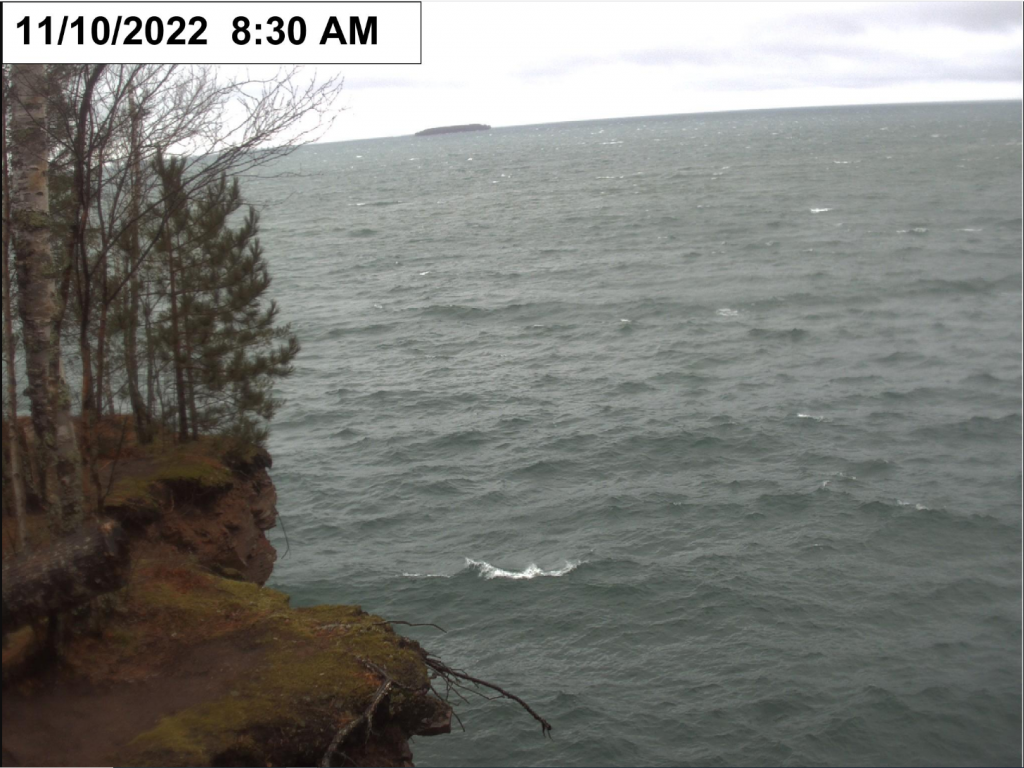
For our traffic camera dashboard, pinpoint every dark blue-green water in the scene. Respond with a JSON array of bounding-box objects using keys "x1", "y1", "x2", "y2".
[{"x1": 249, "y1": 102, "x2": 1022, "y2": 767}]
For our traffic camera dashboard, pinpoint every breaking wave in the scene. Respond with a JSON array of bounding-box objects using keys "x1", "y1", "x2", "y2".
[
  {"x1": 401, "y1": 559, "x2": 585, "y2": 580},
  {"x1": 465, "y1": 558, "x2": 582, "y2": 580}
]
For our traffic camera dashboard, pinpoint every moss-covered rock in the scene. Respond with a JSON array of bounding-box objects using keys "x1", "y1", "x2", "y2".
[{"x1": 28, "y1": 557, "x2": 451, "y2": 767}]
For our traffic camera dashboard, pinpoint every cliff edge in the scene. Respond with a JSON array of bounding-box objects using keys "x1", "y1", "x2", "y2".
[{"x1": 1, "y1": 438, "x2": 451, "y2": 767}]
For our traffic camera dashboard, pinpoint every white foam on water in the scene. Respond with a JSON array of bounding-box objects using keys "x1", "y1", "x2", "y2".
[
  {"x1": 798, "y1": 413, "x2": 828, "y2": 422},
  {"x1": 809, "y1": 208, "x2": 832, "y2": 213},
  {"x1": 717, "y1": 308, "x2": 739, "y2": 317},
  {"x1": 402, "y1": 572, "x2": 453, "y2": 579},
  {"x1": 465, "y1": 558, "x2": 582, "y2": 580},
  {"x1": 896, "y1": 500, "x2": 930, "y2": 510}
]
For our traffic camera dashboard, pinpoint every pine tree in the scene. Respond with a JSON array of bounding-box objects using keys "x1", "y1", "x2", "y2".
[{"x1": 150, "y1": 156, "x2": 299, "y2": 445}]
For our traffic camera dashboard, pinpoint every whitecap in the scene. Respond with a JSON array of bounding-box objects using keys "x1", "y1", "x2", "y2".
[
  {"x1": 419, "y1": 271, "x2": 431, "y2": 276},
  {"x1": 809, "y1": 207, "x2": 832, "y2": 213},
  {"x1": 798, "y1": 413, "x2": 827, "y2": 422},
  {"x1": 959, "y1": 228, "x2": 983, "y2": 232},
  {"x1": 620, "y1": 318, "x2": 631, "y2": 323},
  {"x1": 716, "y1": 308, "x2": 739, "y2": 317},
  {"x1": 402, "y1": 572, "x2": 453, "y2": 579},
  {"x1": 465, "y1": 558, "x2": 581, "y2": 580},
  {"x1": 896, "y1": 500, "x2": 929, "y2": 510}
]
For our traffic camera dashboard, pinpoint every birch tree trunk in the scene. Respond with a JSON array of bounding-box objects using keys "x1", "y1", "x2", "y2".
[
  {"x1": 9, "y1": 63, "x2": 85, "y2": 533},
  {"x1": 2, "y1": 70, "x2": 30, "y2": 549}
]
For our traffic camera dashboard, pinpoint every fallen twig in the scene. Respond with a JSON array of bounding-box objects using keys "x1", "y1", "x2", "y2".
[{"x1": 319, "y1": 677, "x2": 393, "y2": 768}]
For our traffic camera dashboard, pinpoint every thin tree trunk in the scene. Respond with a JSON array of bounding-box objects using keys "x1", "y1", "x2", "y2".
[
  {"x1": 70, "y1": 65, "x2": 106, "y2": 513},
  {"x1": 183, "y1": 297, "x2": 199, "y2": 440},
  {"x1": 52, "y1": 356, "x2": 85, "y2": 530},
  {"x1": 2, "y1": 73, "x2": 30, "y2": 549},
  {"x1": 165, "y1": 231, "x2": 188, "y2": 442},
  {"x1": 10, "y1": 64, "x2": 66, "y2": 527},
  {"x1": 124, "y1": 96, "x2": 151, "y2": 443},
  {"x1": 144, "y1": 299, "x2": 156, "y2": 420},
  {"x1": 95, "y1": 261, "x2": 109, "y2": 417},
  {"x1": 95, "y1": 240, "x2": 110, "y2": 418}
]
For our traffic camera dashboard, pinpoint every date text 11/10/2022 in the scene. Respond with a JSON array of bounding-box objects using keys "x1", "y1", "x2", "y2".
[{"x1": 14, "y1": 14, "x2": 377, "y2": 47}]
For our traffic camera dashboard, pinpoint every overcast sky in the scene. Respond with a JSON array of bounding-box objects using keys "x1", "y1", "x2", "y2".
[{"x1": 304, "y1": 1, "x2": 1022, "y2": 142}]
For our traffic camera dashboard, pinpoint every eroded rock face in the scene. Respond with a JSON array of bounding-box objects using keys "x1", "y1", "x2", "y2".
[
  {"x1": 156, "y1": 463, "x2": 279, "y2": 586},
  {"x1": 104, "y1": 446, "x2": 281, "y2": 586}
]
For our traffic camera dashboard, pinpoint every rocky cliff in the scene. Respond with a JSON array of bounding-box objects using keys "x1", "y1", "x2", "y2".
[{"x1": 1, "y1": 439, "x2": 452, "y2": 767}]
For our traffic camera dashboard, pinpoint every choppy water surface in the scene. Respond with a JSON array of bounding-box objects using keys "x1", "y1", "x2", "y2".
[{"x1": 248, "y1": 102, "x2": 1022, "y2": 767}]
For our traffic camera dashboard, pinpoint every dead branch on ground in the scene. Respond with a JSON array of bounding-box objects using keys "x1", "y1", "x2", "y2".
[{"x1": 319, "y1": 673, "x2": 394, "y2": 768}]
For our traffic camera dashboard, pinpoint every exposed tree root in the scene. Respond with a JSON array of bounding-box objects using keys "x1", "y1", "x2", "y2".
[{"x1": 423, "y1": 654, "x2": 553, "y2": 737}]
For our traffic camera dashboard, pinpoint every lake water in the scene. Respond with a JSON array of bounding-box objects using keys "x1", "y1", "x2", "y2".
[{"x1": 247, "y1": 101, "x2": 1022, "y2": 766}]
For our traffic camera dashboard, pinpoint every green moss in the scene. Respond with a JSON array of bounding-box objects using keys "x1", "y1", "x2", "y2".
[
  {"x1": 104, "y1": 476, "x2": 159, "y2": 508},
  {"x1": 152, "y1": 447, "x2": 234, "y2": 490},
  {"x1": 105, "y1": 439, "x2": 236, "y2": 515},
  {"x1": 131, "y1": 569, "x2": 291, "y2": 626},
  {"x1": 119, "y1": 574, "x2": 430, "y2": 766}
]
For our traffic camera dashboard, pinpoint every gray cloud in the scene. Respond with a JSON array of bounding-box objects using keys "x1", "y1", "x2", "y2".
[
  {"x1": 518, "y1": 3, "x2": 1022, "y2": 91},
  {"x1": 887, "y1": 2, "x2": 1023, "y2": 33}
]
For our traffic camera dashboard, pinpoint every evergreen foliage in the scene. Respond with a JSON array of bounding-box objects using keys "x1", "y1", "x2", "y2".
[{"x1": 150, "y1": 155, "x2": 299, "y2": 445}]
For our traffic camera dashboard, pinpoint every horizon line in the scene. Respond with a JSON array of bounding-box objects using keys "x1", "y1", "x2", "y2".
[{"x1": 314, "y1": 96, "x2": 1023, "y2": 146}]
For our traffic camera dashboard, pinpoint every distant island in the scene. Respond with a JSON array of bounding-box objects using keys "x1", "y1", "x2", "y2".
[{"x1": 415, "y1": 123, "x2": 491, "y2": 137}]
